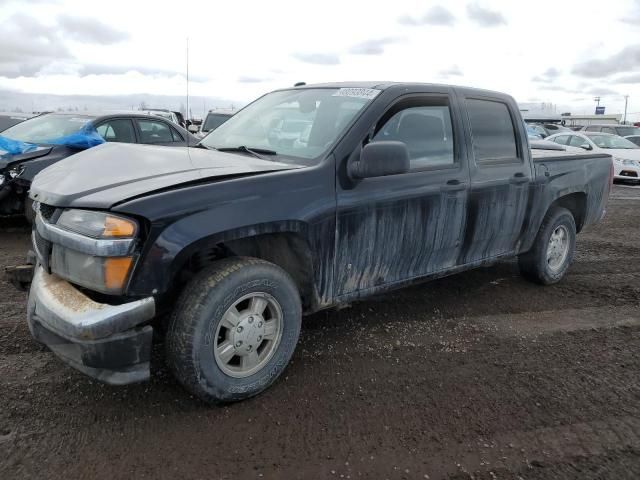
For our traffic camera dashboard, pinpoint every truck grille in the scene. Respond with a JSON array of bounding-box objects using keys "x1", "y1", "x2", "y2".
[
  {"x1": 38, "y1": 203, "x2": 57, "y2": 222},
  {"x1": 32, "y1": 229, "x2": 51, "y2": 271}
]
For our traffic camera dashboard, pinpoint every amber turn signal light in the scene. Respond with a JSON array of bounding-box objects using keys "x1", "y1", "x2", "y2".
[
  {"x1": 104, "y1": 257, "x2": 133, "y2": 290},
  {"x1": 103, "y1": 216, "x2": 136, "y2": 237}
]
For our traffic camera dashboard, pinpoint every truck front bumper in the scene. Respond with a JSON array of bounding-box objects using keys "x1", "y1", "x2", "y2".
[{"x1": 27, "y1": 266, "x2": 156, "y2": 385}]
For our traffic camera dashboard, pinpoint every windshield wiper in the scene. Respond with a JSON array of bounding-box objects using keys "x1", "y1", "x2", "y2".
[{"x1": 216, "y1": 146, "x2": 277, "y2": 160}]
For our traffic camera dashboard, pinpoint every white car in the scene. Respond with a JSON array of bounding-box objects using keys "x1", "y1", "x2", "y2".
[
  {"x1": 546, "y1": 131, "x2": 640, "y2": 183},
  {"x1": 625, "y1": 135, "x2": 640, "y2": 147}
]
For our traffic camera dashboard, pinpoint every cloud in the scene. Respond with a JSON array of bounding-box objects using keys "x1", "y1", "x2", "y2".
[
  {"x1": 0, "y1": 14, "x2": 72, "y2": 78},
  {"x1": 572, "y1": 44, "x2": 640, "y2": 78},
  {"x1": 467, "y1": 3, "x2": 507, "y2": 27},
  {"x1": 349, "y1": 37, "x2": 403, "y2": 55},
  {"x1": 398, "y1": 6, "x2": 456, "y2": 26},
  {"x1": 613, "y1": 72, "x2": 640, "y2": 83},
  {"x1": 57, "y1": 15, "x2": 129, "y2": 44},
  {"x1": 237, "y1": 75, "x2": 271, "y2": 83},
  {"x1": 586, "y1": 87, "x2": 619, "y2": 96},
  {"x1": 620, "y1": 0, "x2": 640, "y2": 25},
  {"x1": 440, "y1": 65, "x2": 463, "y2": 77},
  {"x1": 532, "y1": 67, "x2": 561, "y2": 83},
  {"x1": 292, "y1": 52, "x2": 340, "y2": 65}
]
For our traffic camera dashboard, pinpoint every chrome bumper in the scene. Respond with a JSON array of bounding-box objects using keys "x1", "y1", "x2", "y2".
[{"x1": 27, "y1": 266, "x2": 156, "y2": 385}]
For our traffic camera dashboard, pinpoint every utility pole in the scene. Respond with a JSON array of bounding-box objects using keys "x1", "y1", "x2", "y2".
[{"x1": 624, "y1": 95, "x2": 629, "y2": 124}]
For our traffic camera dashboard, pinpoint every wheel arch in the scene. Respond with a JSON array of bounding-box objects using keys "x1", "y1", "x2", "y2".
[
  {"x1": 548, "y1": 191, "x2": 587, "y2": 232},
  {"x1": 167, "y1": 223, "x2": 320, "y2": 311}
]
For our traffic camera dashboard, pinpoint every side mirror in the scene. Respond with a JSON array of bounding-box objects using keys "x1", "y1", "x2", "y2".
[
  {"x1": 349, "y1": 141, "x2": 410, "y2": 179},
  {"x1": 188, "y1": 125, "x2": 199, "y2": 133},
  {"x1": 580, "y1": 142, "x2": 592, "y2": 151}
]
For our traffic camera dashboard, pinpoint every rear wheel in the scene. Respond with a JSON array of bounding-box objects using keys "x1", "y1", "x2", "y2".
[
  {"x1": 518, "y1": 207, "x2": 576, "y2": 285},
  {"x1": 166, "y1": 257, "x2": 302, "y2": 404}
]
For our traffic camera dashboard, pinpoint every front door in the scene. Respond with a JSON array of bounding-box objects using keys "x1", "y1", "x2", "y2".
[{"x1": 335, "y1": 91, "x2": 471, "y2": 297}]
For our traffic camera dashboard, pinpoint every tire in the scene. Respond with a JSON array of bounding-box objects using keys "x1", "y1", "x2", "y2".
[
  {"x1": 518, "y1": 207, "x2": 576, "y2": 285},
  {"x1": 24, "y1": 198, "x2": 35, "y2": 225},
  {"x1": 166, "y1": 257, "x2": 302, "y2": 404}
]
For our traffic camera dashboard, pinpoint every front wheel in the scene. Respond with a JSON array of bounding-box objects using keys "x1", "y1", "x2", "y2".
[
  {"x1": 518, "y1": 207, "x2": 576, "y2": 285},
  {"x1": 166, "y1": 257, "x2": 302, "y2": 404}
]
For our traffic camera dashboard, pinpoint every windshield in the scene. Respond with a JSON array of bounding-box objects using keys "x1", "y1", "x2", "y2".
[
  {"x1": 588, "y1": 134, "x2": 639, "y2": 149},
  {"x1": 1, "y1": 114, "x2": 94, "y2": 143},
  {"x1": 201, "y1": 88, "x2": 378, "y2": 163},
  {"x1": 203, "y1": 113, "x2": 231, "y2": 132},
  {"x1": 617, "y1": 126, "x2": 640, "y2": 136},
  {"x1": 0, "y1": 115, "x2": 27, "y2": 133}
]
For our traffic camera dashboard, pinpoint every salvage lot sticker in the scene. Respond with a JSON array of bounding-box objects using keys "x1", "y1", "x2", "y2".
[{"x1": 332, "y1": 88, "x2": 381, "y2": 100}]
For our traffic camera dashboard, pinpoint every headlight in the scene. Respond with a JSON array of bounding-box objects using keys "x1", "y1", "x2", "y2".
[
  {"x1": 50, "y1": 209, "x2": 139, "y2": 294},
  {"x1": 50, "y1": 246, "x2": 134, "y2": 295},
  {"x1": 613, "y1": 157, "x2": 624, "y2": 164},
  {"x1": 8, "y1": 165, "x2": 24, "y2": 178},
  {"x1": 57, "y1": 209, "x2": 138, "y2": 238}
]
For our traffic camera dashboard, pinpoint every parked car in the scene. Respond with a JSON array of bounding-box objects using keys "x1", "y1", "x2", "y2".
[
  {"x1": 140, "y1": 109, "x2": 186, "y2": 128},
  {"x1": 525, "y1": 122, "x2": 572, "y2": 138},
  {"x1": 195, "y1": 109, "x2": 234, "y2": 137},
  {"x1": 0, "y1": 112, "x2": 196, "y2": 220},
  {"x1": 24, "y1": 82, "x2": 612, "y2": 403},
  {"x1": 547, "y1": 131, "x2": 640, "y2": 183},
  {"x1": 0, "y1": 112, "x2": 36, "y2": 132},
  {"x1": 625, "y1": 135, "x2": 640, "y2": 147},
  {"x1": 581, "y1": 124, "x2": 640, "y2": 137}
]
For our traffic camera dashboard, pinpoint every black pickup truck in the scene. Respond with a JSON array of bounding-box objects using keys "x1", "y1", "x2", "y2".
[{"x1": 24, "y1": 82, "x2": 612, "y2": 403}]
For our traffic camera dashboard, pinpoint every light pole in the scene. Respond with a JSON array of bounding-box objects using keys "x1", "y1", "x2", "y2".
[{"x1": 624, "y1": 95, "x2": 629, "y2": 124}]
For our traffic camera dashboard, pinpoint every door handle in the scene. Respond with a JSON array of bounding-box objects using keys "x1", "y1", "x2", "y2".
[
  {"x1": 509, "y1": 173, "x2": 529, "y2": 184},
  {"x1": 440, "y1": 179, "x2": 467, "y2": 192}
]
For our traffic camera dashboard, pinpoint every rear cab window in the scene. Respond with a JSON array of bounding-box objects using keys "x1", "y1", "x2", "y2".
[{"x1": 465, "y1": 98, "x2": 520, "y2": 165}]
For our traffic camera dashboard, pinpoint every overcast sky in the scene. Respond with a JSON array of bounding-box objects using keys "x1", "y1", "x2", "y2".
[{"x1": 1, "y1": 0, "x2": 640, "y2": 119}]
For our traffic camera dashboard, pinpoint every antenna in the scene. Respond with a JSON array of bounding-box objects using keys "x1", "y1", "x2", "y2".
[{"x1": 186, "y1": 37, "x2": 190, "y2": 126}]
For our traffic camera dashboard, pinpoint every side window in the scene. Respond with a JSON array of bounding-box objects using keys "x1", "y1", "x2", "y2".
[
  {"x1": 171, "y1": 128, "x2": 184, "y2": 142},
  {"x1": 569, "y1": 136, "x2": 588, "y2": 148},
  {"x1": 602, "y1": 127, "x2": 616, "y2": 134},
  {"x1": 371, "y1": 97, "x2": 455, "y2": 170},
  {"x1": 466, "y1": 98, "x2": 519, "y2": 164},
  {"x1": 554, "y1": 135, "x2": 570, "y2": 145},
  {"x1": 137, "y1": 120, "x2": 174, "y2": 144},
  {"x1": 585, "y1": 126, "x2": 599, "y2": 132},
  {"x1": 95, "y1": 119, "x2": 136, "y2": 143}
]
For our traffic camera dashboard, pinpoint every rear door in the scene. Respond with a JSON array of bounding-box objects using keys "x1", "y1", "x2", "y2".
[
  {"x1": 134, "y1": 118, "x2": 187, "y2": 146},
  {"x1": 334, "y1": 89, "x2": 471, "y2": 296},
  {"x1": 94, "y1": 118, "x2": 137, "y2": 143},
  {"x1": 458, "y1": 94, "x2": 532, "y2": 263}
]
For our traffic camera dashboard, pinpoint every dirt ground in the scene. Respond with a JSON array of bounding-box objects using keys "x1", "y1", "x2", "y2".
[{"x1": 2, "y1": 185, "x2": 640, "y2": 480}]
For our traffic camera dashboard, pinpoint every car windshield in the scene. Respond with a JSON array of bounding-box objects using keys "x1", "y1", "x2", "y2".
[
  {"x1": 0, "y1": 115, "x2": 28, "y2": 133},
  {"x1": 587, "y1": 134, "x2": 639, "y2": 149},
  {"x1": 616, "y1": 126, "x2": 640, "y2": 136},
  {"x1": 201, "y1": 88, "x2": 378, "y2": 163},
  {"x1": 1, "y1": 114, "x2": 94, "y2": 143},
  {"x1": 203, "y1": 113, "x2": 231, "y2": 132}
]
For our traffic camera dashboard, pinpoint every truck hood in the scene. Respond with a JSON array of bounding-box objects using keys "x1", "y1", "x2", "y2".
[{"x1": 30, "y1": 143, "x2": 303, "y2": 208}]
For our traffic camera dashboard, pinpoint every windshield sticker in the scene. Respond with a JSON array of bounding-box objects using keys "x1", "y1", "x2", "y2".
[{"x1": 332, "y1": 88, "x2": 381, "y2": 100}]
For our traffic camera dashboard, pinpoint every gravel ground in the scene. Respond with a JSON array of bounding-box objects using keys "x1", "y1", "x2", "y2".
[{"x1": 2, "y1": 185, "x2": 640, "y2": 479}]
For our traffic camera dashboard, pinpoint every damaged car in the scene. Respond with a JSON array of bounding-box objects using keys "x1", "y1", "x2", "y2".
[
  {"x1": 23, "y1": 82, "x2": 613, "y2": 403},
  {"x1": 0, "y1": 112, "x2": 196, "y2": 221}
]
